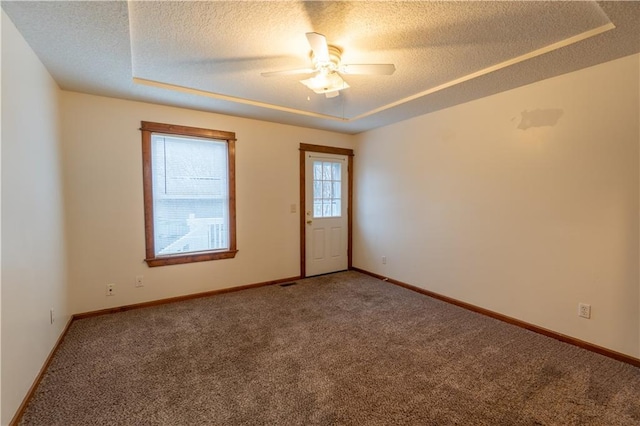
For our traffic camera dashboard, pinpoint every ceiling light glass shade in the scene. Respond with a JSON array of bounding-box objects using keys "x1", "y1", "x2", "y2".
[{"x1": 300, "y1": 72, "x2": 350, "y2": 94}]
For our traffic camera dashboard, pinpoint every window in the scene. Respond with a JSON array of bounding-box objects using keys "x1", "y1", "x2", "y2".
[
  {"x1": 313, "y1": 160, "x2": 342, "y2": 218},
  {"x1": 141, "y1": 122, "x2": 237, "y2": 266}
]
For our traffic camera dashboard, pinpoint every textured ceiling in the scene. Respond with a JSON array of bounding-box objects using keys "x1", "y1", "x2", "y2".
[{"x1": 2, "y1": 1, "x2": 639, "y2": 134}]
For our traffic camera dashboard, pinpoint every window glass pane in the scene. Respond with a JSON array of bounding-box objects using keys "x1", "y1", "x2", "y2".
[
  {"x1": 332, "y1": 182, "x2": 341, "y2": 199},
  {"x1": 322, "y1": 202, "x2": 332, "y2": 217},
  {"x1": 332, "y1": 163, "x2": 341, "y2": 180},
  {"x1": 323, "y1": 162, "x2": 332, "y2": 180},
  {"x1": 151, "y1": 134, "x2": 229, "y2": 256},
  {"x1": 314, "y1": 162, "x2": 323, "y2": 180},
  {"x1": 312, "y1": 159, "x2": 343, "y2": 218},
  {"x1": 322, "y1": 181, "x2": 331, "y2": 199},
  {"x1": 332, "y1": 200, "x2": 341, "y2": 216},
  {"x1": 313, "y1": 181, "x2": 322, "y2": 200}
]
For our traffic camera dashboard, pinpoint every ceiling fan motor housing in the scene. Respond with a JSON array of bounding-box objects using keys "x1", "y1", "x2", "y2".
[{"x1": 311, "y1": 45, "x2": 343, "y2": 72}]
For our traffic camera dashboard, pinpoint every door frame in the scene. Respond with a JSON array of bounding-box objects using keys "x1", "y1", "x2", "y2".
[{"x1": 299, "y1": 143, "x2": 354, "y2": 278}]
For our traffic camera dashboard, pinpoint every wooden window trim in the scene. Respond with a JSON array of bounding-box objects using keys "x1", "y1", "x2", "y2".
[{"x1": 141, "y1": 121, "x2": 237, "y2": 267}]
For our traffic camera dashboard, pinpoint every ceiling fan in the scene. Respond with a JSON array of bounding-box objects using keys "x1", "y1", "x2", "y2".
[{"x1": 261, "y1": 32, "x2": 396, "y2": 98}]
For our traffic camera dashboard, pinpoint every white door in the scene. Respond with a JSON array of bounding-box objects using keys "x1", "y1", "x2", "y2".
[{"x1": 305, "y1": 152, "x2": 349, "y2": 276}]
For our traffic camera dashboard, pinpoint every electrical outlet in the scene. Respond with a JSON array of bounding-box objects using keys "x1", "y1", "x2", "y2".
[
  {"x1": 382, "y1": 256, "x2": 387, "y2": 265},
  {"x1": 135, "y1": 275, "x2": 144, "y2": 287},
  {"x1": 50, "y1": 308, "x2": 55, "y2": 324},
  {"x1": 578, "y1": 303, "x2": 591, "y2": 319},
  {"x1": 106, "y1": 283, "x2": 115, "y2": 296}
]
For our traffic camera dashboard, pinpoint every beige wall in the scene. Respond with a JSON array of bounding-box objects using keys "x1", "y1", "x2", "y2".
[
  {"x1": 1, "y1": 11, "x2": 70, "y2": 425},
  {"x1": 61, "y1": 92, "x2": 353, "y2": 314},
  {"x1": 354, "y1": 53, "x2": 640, "y2": 357}
]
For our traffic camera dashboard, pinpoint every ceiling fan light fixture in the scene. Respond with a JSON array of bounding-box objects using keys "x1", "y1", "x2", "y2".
[{"x1": 300, "y1": 72, "x2": 349, "y2": 95}]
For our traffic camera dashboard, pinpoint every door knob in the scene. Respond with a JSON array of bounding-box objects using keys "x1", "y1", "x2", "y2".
[{"x1": 306, "y1": 220, "x2": 312, "y2": 225}]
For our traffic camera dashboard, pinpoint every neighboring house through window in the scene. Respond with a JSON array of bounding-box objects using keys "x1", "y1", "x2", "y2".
[{"x1": 140, "y1": 121, "x2": 237, "y2": 266}]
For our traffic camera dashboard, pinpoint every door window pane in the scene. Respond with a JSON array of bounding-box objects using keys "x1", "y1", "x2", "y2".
[
  {"x1": 332, "y1": 200, "x2": 341, "y2": 216},
  {"x1": 312, "y1": 160, "x2": 342, "y2": 218},
  {"x1": 323, "y1": 163, "x2": 332, "y2": 180},
  {"x1": 332, "y1": 163, "x2": 341, "y2": 180},
  {"x1": 332, "y1": 182, "x2": 341, "y2": 198}
]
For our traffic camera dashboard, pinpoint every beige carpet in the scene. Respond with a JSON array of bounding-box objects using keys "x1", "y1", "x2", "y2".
[{"x1": 19, "y1": 271, "x2": 640, "y2": 425}]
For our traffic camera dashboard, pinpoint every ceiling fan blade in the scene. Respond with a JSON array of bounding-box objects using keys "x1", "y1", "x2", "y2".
[
  {"x1": 340, "y1": 64, "x2": 396, "y2": 75},
  {"x1": 306, "y1": 32, "x2": 330, "y2": 63},
  {"x1": 261, "y1": 68, "x2": 316, "y2": 77}
]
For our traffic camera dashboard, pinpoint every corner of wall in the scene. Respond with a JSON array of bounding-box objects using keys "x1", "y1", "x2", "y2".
[{"x1": 1, "y1": 10, "x2": 70, "y2": 425}]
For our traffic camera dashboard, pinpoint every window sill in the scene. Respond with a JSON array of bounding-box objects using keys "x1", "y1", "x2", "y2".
[{"x1": 145, "y1": 250, "x2": 238, "y2": 267}]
